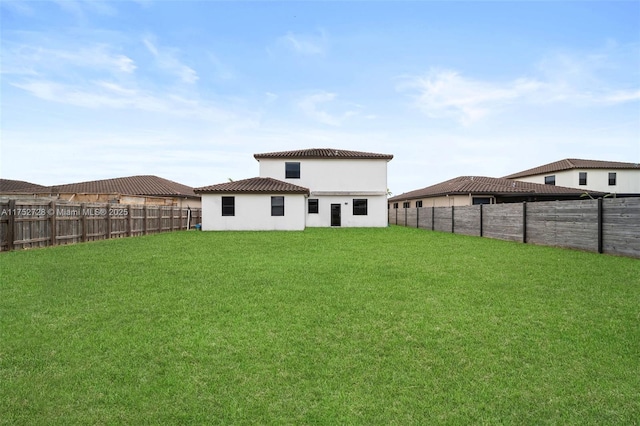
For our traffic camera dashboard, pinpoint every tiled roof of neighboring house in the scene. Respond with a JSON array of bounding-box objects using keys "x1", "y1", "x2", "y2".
[
  {"x1": 0, "y1": 179, "x2": 51, "y2": 193},
  {"x1": 50, "y1": 175, "x2": 199, "y2": 199},
  {"x1": 389, "y1": 176, "x2": 599, "y2": 202},
  {"x1": 254, "y1": 148, "x2": 393, "y2": 160},
  {"x1": 195, "y1": 177, "x2": 310, "y2": 195},
  {"x1": 504, "y1": 159, "x2": 640, "y2": 179}
]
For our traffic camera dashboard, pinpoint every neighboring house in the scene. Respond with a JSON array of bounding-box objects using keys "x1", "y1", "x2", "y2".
[
  {"x1": 388, "y1": 176, "x2": 602, "y2": 208},
  {"x1": 1, "y1": 176, "x2": 201, "y2": 207},
  {"x1": 195, "y1": 148, "x2": 393, "y2": 230},
  {"x1": 0, "y1": 179, "x2": 52, "y2": 197},
  {"x1": 503, "y1": 159, "x2": 640, "y2": 196}
]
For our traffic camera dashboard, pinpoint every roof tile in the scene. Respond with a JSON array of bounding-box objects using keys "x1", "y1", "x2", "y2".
[
  {"x1": 503, "y1": 159, "x2": 640, "y2": 179},
  {"x1": 254, "y1": 148, "x2": 393, "y2": 160},
  {"x1": 195, "y1": 177, "x2": 310, "y2": 194}
]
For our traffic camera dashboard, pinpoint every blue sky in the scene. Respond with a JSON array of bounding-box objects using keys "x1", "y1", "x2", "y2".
[{"x1": 1, "y1": 1, "x2": 639, "y2": 195}]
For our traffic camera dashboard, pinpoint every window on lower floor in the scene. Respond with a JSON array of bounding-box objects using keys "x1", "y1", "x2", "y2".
[
  {"x1": 353, "y1": 199, "x2": 368, "y2": 215},
  {"x1": 579, "y1": 172, "x2": 587, "y2": 186},
  {"x1": 271, "y1": 196, "x2": 284, "y2": 216},
  {"x1": 393, "y1": 202, "x2": 398, "y2": 209},
  {"x1": 308, "y1": 198, "x2": 319, "y2": 214},
  {"x1": 221, "y1": 196, "x2": 235, "y2": 216},
  {"x1": 402, "y1": 202, "x2": 410, "y2": 208},
  {"x1": 416, "y1": 200, "x2": 423, "y2": 208},
  {"x1": 285, "y1": 162, "x2": 300, "y2": 179},
  {"x1": 545, "y1": 175, "x2": 556, "y2": 185},
  {"x1": 472, "y1": 197, "x2": 492, "y2": 205},
  {"x1": 609, "y1": 172, "x2": 617, "y2": 186}
]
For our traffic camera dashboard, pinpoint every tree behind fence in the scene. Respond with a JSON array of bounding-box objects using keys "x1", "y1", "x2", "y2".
[
  {"x1": 388, "y1": 197, "x2": 640, "y2": 258},
  {"x1": 0, "y1": 200, "x2": 202, "y2": 251}
]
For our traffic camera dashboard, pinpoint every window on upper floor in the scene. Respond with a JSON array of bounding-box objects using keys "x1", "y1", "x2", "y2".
[
  {"x1": 393, "y1": 202, "x2": 398, "y2": 209},
  {"x1": 285, "y1": 162, "x2": 300, "y2": 179},
  {"x1": 609, "y1": 172, "x2": 617, "y2": 186},
  {"x1": 416, "y1": 200, "x2": 423, "y2": 208},
  {"x1": 221, "y1": 196, "x2": 235, "y2": 216},
  {"x1": 545, "y1": 175, "x2": 556, "y2": 185},
  {"x1": 579, "y1": 172, "x2": 587, "y2": 186},
  {"x1": 308, "y1": 198, "x2": 319, "y2": 214},
  {"x1": 271, "y1": 196, "x2": 284, "y2": 216},
  {"x1": 402, "y1": 202, "x2": 410, "y2": 208},
  {"x1": 353, "y1": 199, "x2": 368, "y2": 215}
]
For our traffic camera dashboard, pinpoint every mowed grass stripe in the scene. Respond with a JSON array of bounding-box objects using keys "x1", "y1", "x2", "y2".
[{"x1": 1, "y1": 227, "x2": 638, "y2": 424}]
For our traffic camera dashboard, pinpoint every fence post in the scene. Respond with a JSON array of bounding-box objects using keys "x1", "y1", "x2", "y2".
[
  {"x1": 431, "y1": 206, "x2": 435, "y2": 231},
  {"x1": 522, "y1": 201, "x2": 527, "y2": 244},
  {"x1": 81, "y1": 203, "x2": 88, "y2": 242},
  {"x1": 416, "y1": 207, "x2": 419, "y2": 228},
  {"x1": 170, "y1": 206, "x2": 175, "y2": 231},
  {"x1": 49, "y1": 201, "x2": 57, "y2": 246},
  {"x1": 143, "y1": 205, "x2": 148, "y2": 235},
  {"x1": 479, "y1": 204, "x2": 483, "y2": 237},
  {"x1": 106, "y1": 204, "x2": 112, "y2": 239},
  {"x1": 6, "y1": 199, "x2": 16, "y2": 251},
  {"x1": 598, "y1": 198, "x2": 603, "y2": 254},
  {"x1": 127, "y1": 204, "x2": 133, "y2": 237},
  {"x1": 451, "y1": 206, "x2": 455, "y2": 233}
]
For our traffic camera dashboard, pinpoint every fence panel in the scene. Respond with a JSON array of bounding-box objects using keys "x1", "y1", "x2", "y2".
[
  {"x1": 527, "y1": 200, "x2": 598, "y2": 252},
  {"x1": 454, "y1": 205, "x2": 481, "y2": 237},
  {"x1": 0, "y1": 200, "x2": 202, "y2": 252},
  {"x1": 434, "y1": 207, "x2": 452, "y2": 233},
  {"x1": 603, "y1": 197, "x2": 640, "y2": 258},
  {"x1": 417, "y1": 207, "x2": 433, "y2": 230},
  {"x1": 483, "y1": 203, "x2": 523, "y2": 242}
]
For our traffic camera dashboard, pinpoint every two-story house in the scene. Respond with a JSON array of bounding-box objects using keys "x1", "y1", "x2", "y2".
[
  {"x1": 503, "y1": 159, "x2": 640, "y2": 196},
  {"x1": 195, "y1": 148, "x2": 393, "y2": 230}
]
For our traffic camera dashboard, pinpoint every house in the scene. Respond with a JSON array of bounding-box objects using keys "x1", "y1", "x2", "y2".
[
  {"x1": 503, "y1": 159, "x2": 640, "y2": 196},
  {"x1": 195, "y1": 148, "x2": 393, "y2": 230},
  {"x1": 388, "y1": 175, "x2": 602, "y2": 208},
  {"x1": 1, "y1": 176, "x2": 201, "y2": 207}
]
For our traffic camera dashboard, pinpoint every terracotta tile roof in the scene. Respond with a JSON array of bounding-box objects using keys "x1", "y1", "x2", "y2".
[
  {"x1": 389, "y1": 176, "x2": 600, "y2": 202},
  {"x1": 0, "y1": 179, "x2": 51, "y2": 193},
  {"x1": 504, "y1": 159, "x2": 640, "y2": 179},
  {"x1": 50, "y1": 175, "x2": 199, "y2": 199},
  {"x1": 195, "y1": 177, "x2": 310, "y2": 195},
  {"x1": 254, "y1": 148, "x2": 393, "y2": 160}
]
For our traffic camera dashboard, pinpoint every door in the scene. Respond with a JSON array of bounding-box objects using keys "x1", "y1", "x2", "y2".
[{"x1": 331, "y1": 204, "x2": 341, "y2": 226}]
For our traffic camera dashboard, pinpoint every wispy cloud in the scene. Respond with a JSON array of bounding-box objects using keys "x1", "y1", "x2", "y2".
[
  {"x1": 297, "y1": 92, "x2": 358, "y2": 126},
  {"x1": 278, "y1": 30, "x2": 328, "y2": 56},
  {"x1": 143, "y1": 36, "x2": 198, "y2": 84}
]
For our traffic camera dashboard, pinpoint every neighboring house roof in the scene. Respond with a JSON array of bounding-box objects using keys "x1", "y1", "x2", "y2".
[
  {"x1": 0, "y1": 179, "x2": 51, "y2": 193},
  {"x1": 195, "y1": 177, "x2": 310, "y2": 195},
  {"x1": 50, "y1": 175, "x2": 199, "y2": 199},
  {"x1": 254, "y1": 148, "x2": 393, "y2": 160},
  {"x1": 389, "y1": 176, "x2": 600, "y2": 202},
  {"x1": 503, "y1": 159, "x2": 640, "y2": 179}
]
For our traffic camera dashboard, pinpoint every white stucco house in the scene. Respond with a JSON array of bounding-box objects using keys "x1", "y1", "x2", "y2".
[
  {"x1": 195, "y1": 148, "x2": 394, "y2": 230},
  {"x1": 503, "y1": 159, "x2": 640, "y2": 196}
]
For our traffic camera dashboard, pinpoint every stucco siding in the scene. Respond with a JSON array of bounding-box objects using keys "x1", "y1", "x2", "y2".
[
  {"x1": 513, "y1": 169, "x2": 640, "y2": 193},
  {"x1": 201, "y1": 193, "x2": 305, "y2": 231},
  {"x1": 258, "y1": 159, "x2": 388, "y2": 193},
  {"x1": 306, "y1": 194, "x2": 388, "y2": 227}
]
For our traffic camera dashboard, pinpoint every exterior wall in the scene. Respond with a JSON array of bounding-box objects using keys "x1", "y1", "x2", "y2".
[
  {"x1": 306, "y1": 194, "x2": 388, "y2": 227},
  {"x1": 390, "y1": 195, "x2": 480, "y2": 209},
  {"x1": 201, "y1": 193, "x2": 305, "y2": 231},
  {"x1": 259, "y1": 158, "x2": 390, "y2": 228},
  {"x1": 258, "y1": 158, "x2": 388, "y2": 193},
  {"x1": 513, "y1": 169, "x2": 640, "y2": 194}
]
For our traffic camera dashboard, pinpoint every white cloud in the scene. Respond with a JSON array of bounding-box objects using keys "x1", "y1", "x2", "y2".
[
  {"x1": 143, "y1": 36, "x2": 198, "y2": 84},
  {"x1": 278, "y1": 30, "x2": 328, "y2": 56},
  {"x1": 297, "y1": 92, "x2": 359, "y2": 126}
]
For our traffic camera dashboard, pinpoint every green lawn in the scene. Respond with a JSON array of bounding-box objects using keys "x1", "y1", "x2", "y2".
[{"x1": 1, "y1": 227, "x2": 639, "y2": 425}]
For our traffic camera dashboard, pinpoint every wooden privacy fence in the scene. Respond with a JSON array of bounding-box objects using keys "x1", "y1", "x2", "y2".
[
  {"x1": 0, "y1": 200, "x2": 202, "y2": 252},
  {"x1": 389, "y1": 197, "x2": 640, "y2": 258}
]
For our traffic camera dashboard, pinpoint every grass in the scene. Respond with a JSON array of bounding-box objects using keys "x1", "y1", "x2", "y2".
[{"x1": 1, "y1": 227, "x2": 639, "y2": 425}]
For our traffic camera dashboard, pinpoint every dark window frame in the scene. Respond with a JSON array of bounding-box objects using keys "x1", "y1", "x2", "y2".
[
  {"x1": 353, "y1": 199, "x2": 368, "y2": 216},
  {"x1": 393, "y1": 202, "x2": 398, "y2": 209},
  {"x1": 579, "y1": 172, "x2": 587, "y2": 186},
  {"x1": 221, "y1": 196, "x2": 235, "y2": 216},
  {"x1": 416, "y1": 200, "x2": 423, "y2": 208},
  {"x1": 608, "y1": 172, "x2": 617, "y2": 186},
  {"x1": 308, "y1": 198, "x2": 319, "y2": 214},
  {"x1": 285, "y1": 162, "x2": 300, "y2": 179},
  {"x1": 271, "y1": 196, "x2": 285, "y2": 216},
  {"x1": 545, "y1": 175, "x2": 556, "y2": 185},
  {"x1": 402, "y1": 202, "x2": 410, "y2": 208}
]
